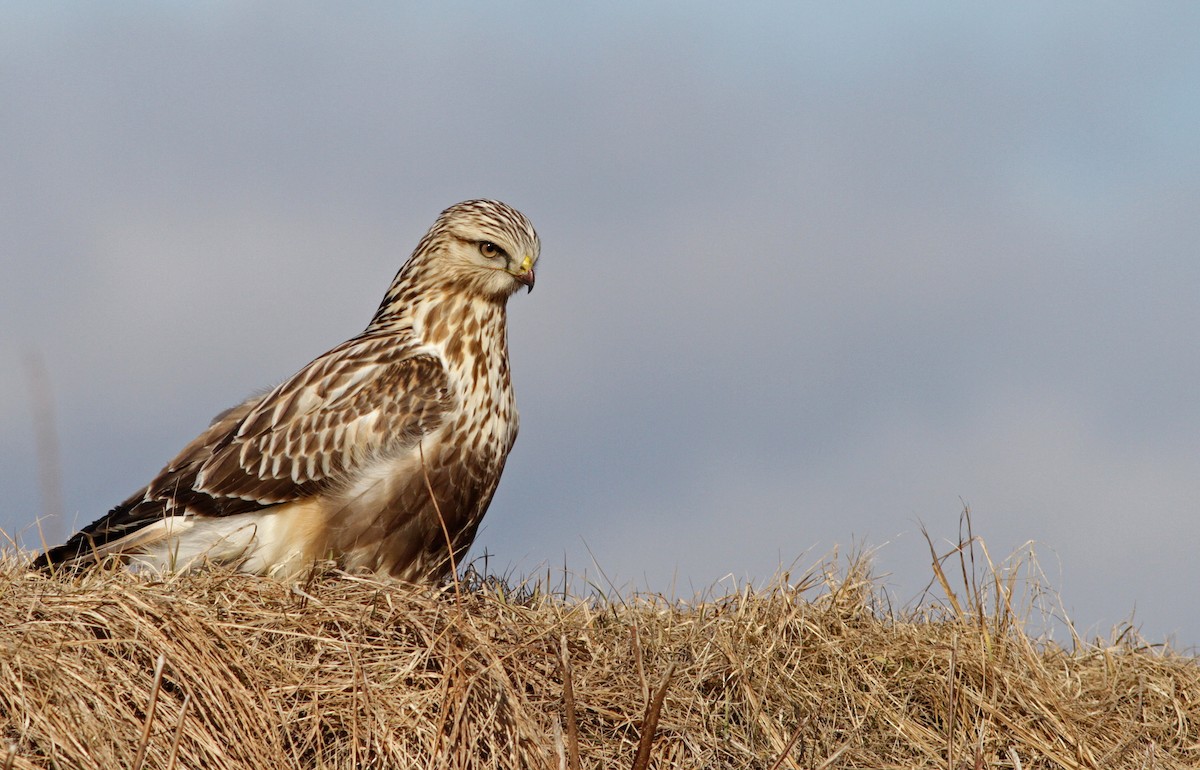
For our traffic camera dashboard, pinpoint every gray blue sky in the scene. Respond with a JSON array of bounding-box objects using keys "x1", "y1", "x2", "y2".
[{"x1": 3, "y1": 4, "x2": 1198, "y2": 644}]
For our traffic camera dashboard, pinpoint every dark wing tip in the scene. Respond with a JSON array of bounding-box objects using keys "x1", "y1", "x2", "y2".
[
  {"x1": 29, "y1": 535, "x2": 97, "y2": 573},
  {"x1": 28, "y1": 496, "x2": 148, "y2": 574}
]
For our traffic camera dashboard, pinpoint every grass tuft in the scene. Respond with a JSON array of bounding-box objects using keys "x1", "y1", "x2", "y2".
[{"x1": 0, "y1": 527, "x2": 1196, "y2": 769}]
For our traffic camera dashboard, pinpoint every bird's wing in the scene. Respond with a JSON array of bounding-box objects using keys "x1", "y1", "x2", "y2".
[
  {"x1": 174, "y1": 336, "x2": 453, "y2": 513},
  {"x1": 33, "y1": 336, "x2": 453, "y2": 569}
]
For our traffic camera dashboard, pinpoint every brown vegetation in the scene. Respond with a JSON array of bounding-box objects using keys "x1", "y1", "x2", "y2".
[{"x1": 1, "y1": 532, "x2": 1196, "y2": 769}]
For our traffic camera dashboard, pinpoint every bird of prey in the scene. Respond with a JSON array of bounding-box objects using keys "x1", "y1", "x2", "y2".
[{"x1": 33, "y1": 199, "x2": 539, "y2": 582}]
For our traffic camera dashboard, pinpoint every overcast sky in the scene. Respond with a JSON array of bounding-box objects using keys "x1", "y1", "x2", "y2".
[{"x1": 3, "y1": 4, "x2": 1198, "y2": 645}]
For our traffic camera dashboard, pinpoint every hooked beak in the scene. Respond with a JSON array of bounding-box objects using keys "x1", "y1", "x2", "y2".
[{"x1": 513, "y1": 255, "x2": 535, "y2": 293}]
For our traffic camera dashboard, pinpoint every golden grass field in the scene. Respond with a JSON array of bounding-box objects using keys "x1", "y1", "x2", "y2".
[{"x1": 1, "y1": 528, "x2": 1196, "y2": 769}]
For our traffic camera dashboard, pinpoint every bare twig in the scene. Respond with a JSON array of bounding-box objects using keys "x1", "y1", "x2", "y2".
[
  {"x1": 766, "y1": 720, "x2": 806, "y2": 770},
  {"x1": 559, "y1": 634, "x2": 581, "y2": 770},
  {"x1": 631, "y1": 661, "x2": 675, "y2": 770}
]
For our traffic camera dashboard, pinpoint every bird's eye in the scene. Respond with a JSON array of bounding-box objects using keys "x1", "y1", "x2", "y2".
[{"x1": 478, "y1": 241, "x2": 505, "y2": 260}]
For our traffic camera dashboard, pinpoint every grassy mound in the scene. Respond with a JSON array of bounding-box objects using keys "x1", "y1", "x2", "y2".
[{"x1": 1, "y1": 535, "x2": 1196, "y2": 769}]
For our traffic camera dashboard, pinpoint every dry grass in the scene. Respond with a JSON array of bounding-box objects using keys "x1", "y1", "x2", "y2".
[{"x1": 1, "y1": 529, "x2": 1197, "y2": 769}]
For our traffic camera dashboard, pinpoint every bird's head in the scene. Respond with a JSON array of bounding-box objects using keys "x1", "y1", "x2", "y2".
[
  {"x1": 422, "y1": 199, "x2": 540, "y2": 299},
  {"x1": 369, "y1": 200, "x2": 540, "y2": 331}
]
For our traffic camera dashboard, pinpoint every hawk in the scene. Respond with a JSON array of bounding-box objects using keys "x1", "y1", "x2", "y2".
[{"x1": 33, "y1": 199, "x2": 540, "y2": 582}]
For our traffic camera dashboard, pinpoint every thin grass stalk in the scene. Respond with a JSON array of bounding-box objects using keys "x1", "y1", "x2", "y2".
[
  {"x1": 165, "y1": 692, "x2": 190, "y2": 770},
  {"x1": 131, "y1": 653, "x2": 166, "y2": 770}
]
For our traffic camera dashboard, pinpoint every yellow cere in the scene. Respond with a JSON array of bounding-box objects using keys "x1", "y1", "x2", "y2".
[{"x1": 519, "y1": 255, "x2": 533, "y2": 273}]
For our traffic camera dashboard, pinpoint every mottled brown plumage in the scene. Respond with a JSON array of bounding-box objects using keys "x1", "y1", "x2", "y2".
[{"x1": 34, "y1": 199, "x2": 540, "y2": 581}]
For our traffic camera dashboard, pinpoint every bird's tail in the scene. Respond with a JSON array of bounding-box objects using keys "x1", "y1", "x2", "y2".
[{"x1": 29, "y1": 496, "x2": 148, "y2": 572}]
